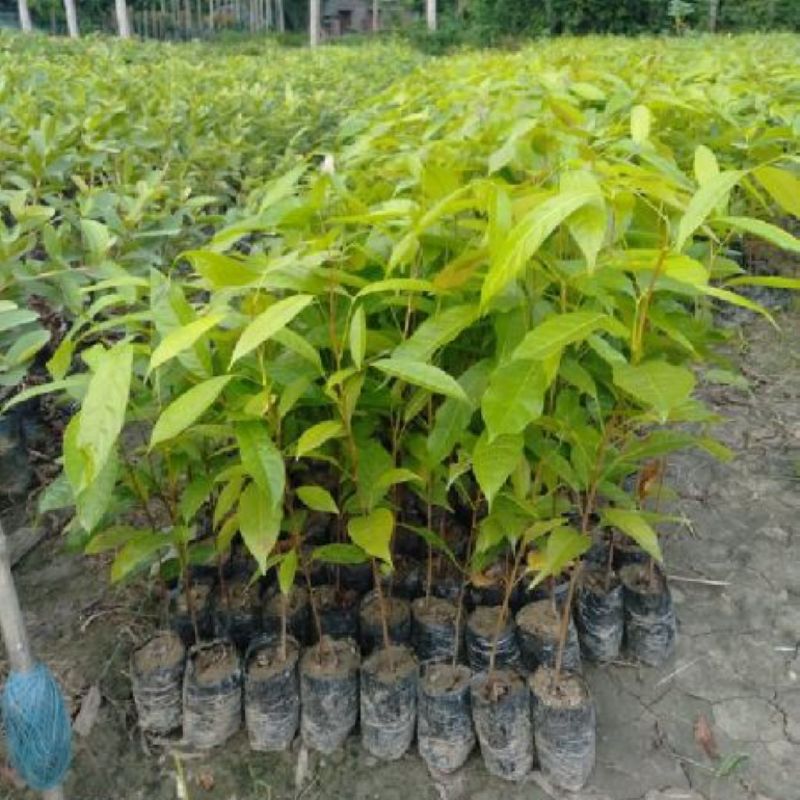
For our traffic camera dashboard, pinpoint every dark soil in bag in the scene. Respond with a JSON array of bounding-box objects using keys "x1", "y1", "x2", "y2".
[
  {"x1": 515, "y1": 599, "x2": 581, "y2": 673},
  {"x1": 183, "y1": 640, "x2": 242, "y2": 749},
  {"x1": 305, "y1": 511, "x2": 333, "y2": 545},
  {"x1": 339, "y1": 560, "x2": 374, "y2": 593},
  {"x1": 214, "y1": 580, "x2": 262, "y2": 653},
  {"x1": 529, "y1": 666, "x2": 596, "y2": 791},
  {"x1": 418, "y1": 663, "x2": 475, "y2": 774},
  {"x1": 467, "y1": 580, "x2": 505, "y2": 609},
  {"x1": 171, "y1": 580, "x2": 215, "y2": 647},
  {"x1": 131, "y1": 631, "x2": 186, "y2": 735},
  {"x1": 312, "y1": 584, "x2": 360, "y2": 641},
  {"x1": 411, "y1": 596, "x2": 462, "y2": 664},
  {"x1": 575, "y1": 568, "x2": 624, "y2": 662},
  {"x1": 613, "y1": 538, "x2": 649, "y2": 570},
  {"x1": 394, "y1": 523, "x2": 426, "y2": 559},
  {"x1": 471, "y1": 669, "x2": 533, "y2": 781},
  {"x1": 513, "y1": 575, "x2": 569, "y2": 612},
  {"x1": 360, "y1": 645, "x2": 418, "y2": 760},
  {"x1": 620, "y1": 564, "x2": 677, "y2": 666},
  {"x1": 263, "y1": 586, "x2": 310, "y2": 646},
  {"x1": 381, "y1": 556, "x2": 423, "y2": 600},
  {"x1": 359, "y1": 590, "x2": 411, "y2": 654},
  {"x1": 299, "y1": 636, "x2": 360, "y2": 753},
  {"x1": 244, "y1": 635, "x2": 299, "y2": 752},
  {"x1": 465, "y1": 606, "x2": 520, "y2": 672},
  {"x1": 430, "y1": 558, "x2": 462, "y2": 602}
]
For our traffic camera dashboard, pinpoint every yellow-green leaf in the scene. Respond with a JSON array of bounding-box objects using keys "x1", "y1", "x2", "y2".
[{"x1": 348, "y1": 508, "x2": 394, "y2": 565}]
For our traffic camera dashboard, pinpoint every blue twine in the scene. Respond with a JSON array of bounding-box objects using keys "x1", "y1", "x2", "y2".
[{"x1": 1, "y1": 662, "x2": 71, "y2": 791}]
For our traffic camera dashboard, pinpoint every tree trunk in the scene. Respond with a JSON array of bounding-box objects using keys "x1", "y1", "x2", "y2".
[
  {"x1": 309, "y1": 0, "x2": 320, "y2": 45},
  {"x1": 184, "y1": 0, "x2": 192, "y2": 36},
  {"x1": 209, "y1": 0, "x2": 214, "y2": 31},
  {"x1": 708, "y1": 0, "x2": 719, "y2": 31},
  {"x1": 63, "y1": 0, "x2": 79, "y2": 37},
  {"x1": 17, "y1": 0, "x2": 33, "y2": 31},
  {"x1": 115, "y1": 0, "x2": 131, "y2": 36},
  {"x1": 426, "y1": 0, "x2": 436, "y2": 30},
  {"x1": 276, "y1": 0, "x2": 284, "y2": 31},
  {"x1": 372, "y1": 0, "x2": 378, "y2": 32}
]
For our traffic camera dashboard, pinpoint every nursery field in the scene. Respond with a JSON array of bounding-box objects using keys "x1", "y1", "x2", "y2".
[{"x1": 1, "y1": 30, "x2": 800, "y2": 800}]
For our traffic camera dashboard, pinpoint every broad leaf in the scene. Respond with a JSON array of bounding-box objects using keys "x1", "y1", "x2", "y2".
[
  {"x1": 231, "y1": 294, "x2": 314, "y2": 364},
  {"x1": 348, "y1": 508, "x2": 394, "y2": 565},
  {"x1": 373, "y1": 358, "x2": 468, "y2": 402},
  {"x1": 236, "y1": 420, "x2": 285, "y2": 507},
  {"x1": 149, "y1": 311, "x2": 227, "y2": 372},
  {"x1": 296, "y1": 485, "x2": 339, "y2": 514},
  {"x1": 675, "y1": 171, "x2": 743, "y2": 251},
  {"x1": 716, "y1": 216, "x2": 800, "y2": 254},
  {"x1": 602, "y1": 507, "x2": 662, "y2": 562},
  {"x1": 482, "y1": 359, "x2": 546, "y2": 440},
  {"x1": 613, "y1": 361, "x2": 695, "y2": 422},
  {"x1": 238, "y1": 482, "x2": 281, "y2": 574},
  {"x1": 512, "y1": 311, "x2": 609, "y2": 362},
  {"x1": 472, "y1": 431, "x2": 523, "y2": 508},
  {"x1": 349, "y1": 305, "x2": 366, "y2": 369},
  {"x1": 312, "y1": 543, "x2": 368, "y2": 565},
  {"x1": 528, "y1": 527, "x2": 591, "y2": 588},
  {"x1": 295, "y1": 420, "x2": 345, "y2": 458}
]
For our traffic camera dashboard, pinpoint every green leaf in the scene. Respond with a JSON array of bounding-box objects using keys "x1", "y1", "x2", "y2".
[
  {"x1": 149, "y1": 311, "x2": 227, "y2": 372},
  {"x1": 76, "y1": 449, "x2": 118, "y2": 532},
  {"x1": 402, "y1": 524, "x2": 458, "y2": 565},
  {"x1": 85, "y1": 525, "x2": 140, "y2": 555},
  {"x1": 602, "y1": 507, "x2": 662, "y2": 562},
  {"x1": 179, "y1": 475, "x2": 213, "y2": 523},
  {"x1": 373, "y1": 467, "x2": 423, "y2": 494},
  {"x1": 4, "y1": 329, "x2": 51, "y2": 367},
  {"x1": 0, "y1": 375, "x2": 86, "y2": 414},
  {"x1": 482, "y1": 189, "x2": 597, "y2": 306},
  {"x1": 701, "y1": 285, "x2": 775, "y2": 325},
  {"x1": 230, "y1": 294, "x2": 314, "y2": 365},
  {"x1": 111, "y1": 531, "x2": 172, "y2": 583},
  {"x1": 38, "y1": 472, "x2": 74, "y2": 514},
  {"x1": 725, "y1": 275, "x2": 800, "y2": 291},
  {"x1": 239, "y1": 482, "x2": 281, "y2": 574},
  {"x1": 235, "y1": 420, "x2": 285, "y2": 507},
  {"x1": 77, "y1": 343, "x2": 133, "y2": 487},
  {"x1": 150, "y1": 375, "x2": 231, "y2": 448},
  {"x1": 0, "y1": 308, "x2": 38, "y2": 334},
  {"x1": 312, "y1": 543, "x2": 367, "y2": 565},
  {"x1": 273, "y1": 328, "x2": 323, "y2": 372},
  {"x1": 753, "y1": 165, "x2": 800, "y2": 218},
  {"x1": 349, "y1": 305, "x2": 366, "y2": 369},
  {"x1": 482, "y1": 359, "x2": 546, "y2": 440},
  {"x1": 716, "y1": 216, "x2": 800, "y2": 255},
  {"x1": 513, "y1": 311, "x2": 609, "y2": 362},
  {"x1": 676, "y1": 171, "x2": 744, "y2": 251},
  {"x1": 295, "y1": 420, "x2": 345, "y2": 458},
  {"x1": 278, "y1": 549, "x2": 298, "y2": 595},
  {"x1": 613, "y1": 361, "x2": 696, "y2": 422},
  {"x1": 472, "y1": 431, "x2": 523, "y2": 508},
  {"x1": 693, "y1": 145, "x2": 719, "y2": 186},
  {"x1": 372, "y1": 358, "x2": 468, "y2": 402},
  {"x1": 81, "y1": 219, "x2": 114, "y2": 259},
  {"x1": 296, "y1": 485, "x2": 339, "y2": 514},
  {"x1": 630, "y1": 104, "x2": 651, "y2": 145},
  {"x1": 355, "y1": 278, "x2": 439, "y2": 298},
  {"x1": 348, "y1": 508, "x2": 394, "y2": 565},
  {"x1": 529, "y1": 527, "x2": 591, "y2": 588},
  {"x1": 184, "y1": 250, "x2": 261, "y2": 287},
  {"x1": 394, "y1": 304, "x2": 478, "y2": 362}
]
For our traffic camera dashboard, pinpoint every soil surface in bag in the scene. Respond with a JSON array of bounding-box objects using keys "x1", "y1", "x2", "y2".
[
  {"x1": 360, "y1": 645, "x2": 418, "y2": 760},
  {"x1": 131, "y1": 631, "x2": 185, "y2": 735},
  {"x1": 172, "y1": 581, "x2": 214, "y2": 647},
  {"x1": 514, "y1": 576, "x2": 569, "y2": 612},
  {"x1": 412, "y1": 596, "x2": 462, "y2": 664},
  {"x1": 516, "y1": 599, "x2": 581, "y2": 673},
  {"x1": 359, "y1": 591, "x2": 411, "y2": 654},
  {"x1": 620, "y1": 564, "x2": 677, "y2": 666},
  {"x1": 529, "y1": 665, "x2": 596, "y2": 792},
  {"x1": 312, "y1": 584, "x2": 360, "y2": 641},
  {"x1": 471, "y1": 669, "x2": 533, "y2": 781},
  {"x1": 576, "y1": 568, "x2": 624, "y2": 662},
  {"x1": 183, "y1": 640, "x2": 242, "y2": 749},
  {"x1": 465, "y1": 606, "x2": 521, "y2": 672},
  {"x1": 300, "y1": 636, "x2": 360, "y2": 754},
  {"x1": 244, "y1": 636, "x2": 299, "y2": 752},
  {"x1": 418, "y1": 662, "x2": 475, "y2": 774},
  {"x1": 263, "y1": 585, "x2": 310, "y2": 646}
]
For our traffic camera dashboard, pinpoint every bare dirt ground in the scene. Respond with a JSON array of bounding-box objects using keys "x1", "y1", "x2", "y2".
[{"x1": 1, "y1": 310, "x2": 799, "y2": 800}]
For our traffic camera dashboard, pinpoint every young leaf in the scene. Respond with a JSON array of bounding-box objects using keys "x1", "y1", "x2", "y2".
[
  {"x1": 278, "y1": 549, "x2": 298, "y2": 595},
  {"x1": 295, "y1": 420, "x2": 345, "y2": 458},
  {"x1": 110, "y1": 531, "x2": 172, "y2": 583},
  {"x1": 150, "y1": 375, "x2": 232, "y2": 448},
  {"x1": 481, "y1": 359, "x2": 546, "y2": 440},
  {"x1": 235, "y1": 420, "x2": 285, "y2": 507},
  {"x1": 296, "y1": 485, "x2": 339, "y2": 514},
  {"x1": 693, "y1": 145, "x2": 719, "y2": 187},
  {"x1": 312, "y1": 543, "x2": 368, "y2": 565},
  {"x1": 613, "y1": 361, "x2": 696, "y2": 422},
  {"x1": 601, "y1": 507, "x2": 663, "y2": 562},
  {"x1": 349, "y1": 305, "x2": 366, "y2": 369},
  {"x1": 512, "y1": 311, "x2": 609, "y2": 362},
  {"x1": 528, "y1": 527, "x2": 591, "y2": 589},
  {"x1": 715, "y1": 216, "x2": 800, "y2": 254},
  {"x1": 630, "y1": 104, "x2": 651, "y2": 145},
  {"x1": 394, "y1": 304, "x2": 478, "y2": 362},
  {"x1": 675, "y1": 171, "x2": 744, "y2": 251},
  {"x1": 348, "y1": 508, "x2": 394, "y2": 565},
  {"x1": 472, "y1": 432, "x2": 523, "y2": 508},
  {"x1": 372, "y1": 358, "x2": 469, "y2": 402},
  {"x1": 230, "y1": 294, "x2": 314, "y2": 365},
  {"x1": 238, "y1": 482, "x2": 281, "y2": 574},
  {"x1": 753, "y1": 165, "x2": 800, "y2": 218},
  {"x1": 149, "y1": 311, "x2": 227, "y2": 372}
]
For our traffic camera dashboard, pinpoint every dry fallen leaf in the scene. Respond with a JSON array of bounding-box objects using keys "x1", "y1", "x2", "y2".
[
  {"x1": 197, "y1": 770, "x2": 215, "y2": 791},
  {"x1": 73, "y1": 684, "x2": 102, "y2": 738},
  {"x1": 694, "y1": 713, "x2": 718, "y2": 760}
]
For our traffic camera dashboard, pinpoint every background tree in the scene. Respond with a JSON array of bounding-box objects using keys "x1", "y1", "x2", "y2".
[
  {"x1": 63, "y1": 0, "x2": 78, "y2": 35},
  {"x1": 17, "y1": 0, "x2": 33, "y2": 30},
  {"x1": 309, "y1": 0, "x2": 319, "y2": 45},
  {"x1": 116, "y1": 0, "x2": 132, "y2": 35}
]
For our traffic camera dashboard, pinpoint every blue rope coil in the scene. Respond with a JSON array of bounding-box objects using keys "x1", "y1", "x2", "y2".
[{"x1": 1, "y1": 662, "x2": 71, "y2": 791}]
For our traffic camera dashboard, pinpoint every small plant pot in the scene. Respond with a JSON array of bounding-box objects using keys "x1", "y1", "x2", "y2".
[
  {"x1": 381, "y1": 556, "x2": 423, "y2": 600},
  {"x1": 515, "y1": 600, "x2": 581, "y2": 674},
  {"x1": 431, "y1": 558, "x2": 462, "y2": 602},
  {"x1": 244, "y1": 635, "x2": 299, "y2": 752},
  {"x1": 131, "y1": 631, "x2": 186, "y2": 735},
  {"x1": 339, "y1": 560, "x2": 373, "y2": 593},
  {"x1": 171, "y1": 581, "x2": 215, "y2": 647},
  {"x1": 359, "y1": 590, "x2": 411, "y2": 654},
  {"x1": 214, "y1": 580, "x2": 262, "y2": 653},
  {"x1": 620, "y1": 564, "x2": 677, "y2": 666},
  {"x1": 418, "y1": 663, "x2": 475, "y2": 774},
  {"x1": 360, "y1": 645, "x2": 418, "y2": 760},
  {"x1": 575, "y1": 568, "x2": 624, "y2": 662},
  {"x1": 465, "y1": 606, "x2": 520, "y2": 672},
  {"x1": 411, "y1": 596, "x2": 463, "y2": 664},
  {"x1": 263, "y1": 586, "x2": 310, "y2": 646},
  {"x1": 529, "y1": 666, "x2": 596, "y2": 792},
  {"x1": 183, "y1": 640, "x2": 242, "y2": 749},
  {"x1": 613, "y1": 539, "x2": 649, "y2": 570},
  {"x1": 513, "y1": 575, "x2": 570, "y2": 612},
  {"x1": 299, "y1": 636, "x2": 360, "y2": 753},
  {"x1": 470, "y1": 670, "x2": 533, "y2": 781},
  {"x1": 312, "y1": 584, "x2": 360, "y2": 641}
]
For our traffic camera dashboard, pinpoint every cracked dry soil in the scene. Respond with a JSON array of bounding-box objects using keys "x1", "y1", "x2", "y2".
[{"x1": 1, "y1": 311, "x2": 799, "y2": 800}]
